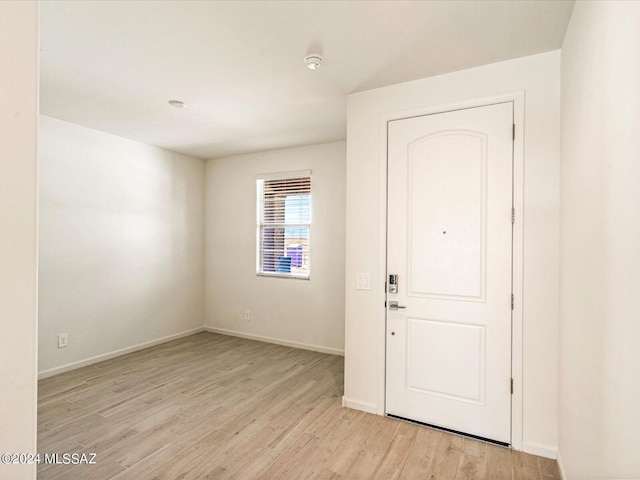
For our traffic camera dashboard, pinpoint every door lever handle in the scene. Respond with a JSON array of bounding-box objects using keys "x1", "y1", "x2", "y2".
[{"x1": 388, "y1": 301, "x2": 406, "y2": 310}]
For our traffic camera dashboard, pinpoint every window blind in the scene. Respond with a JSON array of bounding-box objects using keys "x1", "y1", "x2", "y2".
[{"x1": 257, "y1": 171, "x2": 311, "y2": 278}]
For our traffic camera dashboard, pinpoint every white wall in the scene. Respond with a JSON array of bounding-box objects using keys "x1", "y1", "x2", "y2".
[
  {"x1": 0, "y1": 2, "x2": 38, "y2": 479},
  {"x1": 38, "y1": 115, "x2": 205, "y2": 375},
  {"x1": 205, "y1": 141, "x2": 346, "y2": 355},
  {"x1": 559, "y1": 2, "x2": 640, "y2": 478},
  {"x1": 345, "y1": 51, "x2": 560, "y2": 455}
]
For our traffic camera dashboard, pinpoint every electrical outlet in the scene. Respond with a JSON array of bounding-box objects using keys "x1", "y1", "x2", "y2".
[
  {"x1": 58, "y1": 333, "x2": 68, "y2": 348},
  {"x1": 244, "y1": 310, "x2": 251, "y2": 321}
]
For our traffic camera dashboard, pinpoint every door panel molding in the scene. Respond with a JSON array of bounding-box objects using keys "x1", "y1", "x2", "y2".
[
  {"x1": 376, "y1": 92, "x2": 525, "y2": 451},
  {"x1": 406, "y1": 317, "x2": 486, "y2": 405},
  {"x1": 406, "y1": 129, "x2": 488, "y2": 301}
]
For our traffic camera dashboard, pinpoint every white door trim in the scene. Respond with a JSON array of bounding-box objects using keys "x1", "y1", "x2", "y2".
[{"x1": 376, "y1": 92, "x2": 525, "y2": 451}]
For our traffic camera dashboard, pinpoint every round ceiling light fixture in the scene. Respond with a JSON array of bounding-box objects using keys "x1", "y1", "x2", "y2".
[
  {"x1": 304, "y1": 53, "x2": 324, "y2": 70},
  {"x1": 168, "y1": 99, "x2": 186, "y2": 108}
]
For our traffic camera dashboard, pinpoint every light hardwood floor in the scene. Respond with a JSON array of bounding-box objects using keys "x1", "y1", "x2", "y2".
[{"x1": 38, "y1": 332, "x2": 560, "y2": 479}]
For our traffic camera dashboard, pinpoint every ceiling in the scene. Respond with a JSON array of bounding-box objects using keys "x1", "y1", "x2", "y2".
[{"x1": 40, "y1": 0, "x2": 574, "y2": 160}]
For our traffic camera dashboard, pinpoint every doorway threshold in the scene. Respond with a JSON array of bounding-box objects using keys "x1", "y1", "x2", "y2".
[{"x1": 385, "y1": 413, "x2": 510, "y2": 448}]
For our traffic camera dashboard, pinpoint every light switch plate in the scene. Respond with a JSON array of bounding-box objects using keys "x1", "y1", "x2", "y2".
[{"x1": 356, "y1": 273, "x2": 370, "y2": 290}]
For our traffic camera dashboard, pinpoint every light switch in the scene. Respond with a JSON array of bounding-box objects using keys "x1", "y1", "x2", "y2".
[{"x1": 356, "y1": 273, "x2": 370, "y2": 290}]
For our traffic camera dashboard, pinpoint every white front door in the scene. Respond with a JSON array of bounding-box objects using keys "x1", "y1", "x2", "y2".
[{"x1": 385, "y1": 102, "x2": 514, "y2": 444}]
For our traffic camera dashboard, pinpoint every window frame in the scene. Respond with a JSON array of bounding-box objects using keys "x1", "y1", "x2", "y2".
[{"x1": 256, "y1": 170, "x2": 312, "y2": 280}]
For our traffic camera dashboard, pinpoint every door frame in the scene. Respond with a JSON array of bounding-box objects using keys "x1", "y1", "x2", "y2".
[{"x1": 376, "y1": 92, "x2": 525, "y2": 451}]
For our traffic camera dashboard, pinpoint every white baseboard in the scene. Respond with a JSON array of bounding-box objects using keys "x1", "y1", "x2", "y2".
[
  {"x1": 523, "y1": 442, "x2": 557, "y2": 459},
  {"x1": 341, "y1": 396, "x2": 378, "y2": 414},
  {"x1": 38, "y1": 327, "x2": 205, "y2": 379},
  {"x1": 203, "y1": 326, "x2": 344, "y2": 356},
  {"x1": 556, "y1": 449, "x2": 567, "y2": 480}
]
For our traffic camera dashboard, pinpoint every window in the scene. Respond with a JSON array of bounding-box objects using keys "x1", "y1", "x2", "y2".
[{"x1": 257, "y1": 170, "x2": 311, "y2": 278}]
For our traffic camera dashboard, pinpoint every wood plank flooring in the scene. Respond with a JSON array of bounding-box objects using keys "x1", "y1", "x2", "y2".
[{"x1": 37, "y1": 332, "x2": 560, "y2": 480}]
